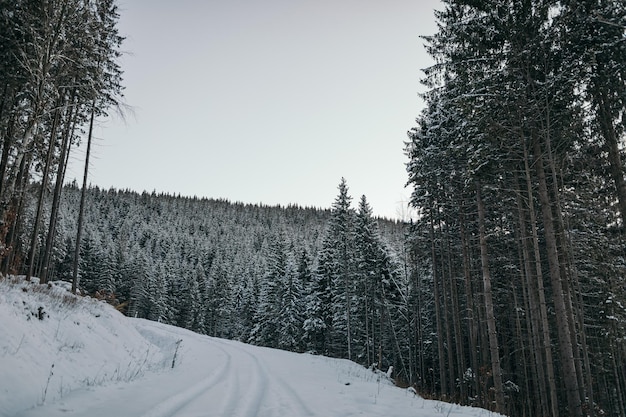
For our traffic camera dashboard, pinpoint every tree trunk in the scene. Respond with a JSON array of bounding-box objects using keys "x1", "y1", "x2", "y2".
[
  {"x1": 514, "y1": 169, "x2": 548, "y2": 416},
  {"x1": 521, "y1": 136, "x2": 560, "y2": 417},
  {"x1": 72, "y1": 104, "x2": 95, "y2": 294},
  {"x1": 439, "y1": 218, "x2": 456, "y2": 399},
  {"x1": 0, "y1": 89, "x2": 17, "y2": 207},
  {"x1": 475, "y1": 180, "x2": 505, "y2": 414},
  {"x1": 459, "y1": 208, "x2": 480, "y2": 401},
  {"x1": 543, "y1": 107, "x2": 589, "y2": 407},
  {"x1": 364, "y1": 281, "x2": 371, "y2": 366},
  {"x1": 532, "y1": 135, "x2": 582, "y2": 417},
  {"x1": 415, "y1": 263, "x2": 425, "y2": 389},
  {"x1": 445, "y1": 216, "x2": 466, "y2": 403},
  {"x1": 41, "y1": 92, "x2": 76, "y2": 283},
  {"x1": 2, "y1": 152, "x2": 33, "y2": 275},
  {"x1": 429, "y1": 210, "x2": 447, "y2": 399},
  {"x1": 344, "y1": 248, "x2": 352, "y2": 361},
  {"x1": 511, "y1": 279, "x2": 532, "y2": 416},
  {"x1": 0, "y1": 107, "x2": 17, "y2": 259},
  {"x1": 594, "y1": 73, "x2": 626, "y2": 228},
  {"x1": 26, "y1": 108, "x2": 61, "y2": 281}
]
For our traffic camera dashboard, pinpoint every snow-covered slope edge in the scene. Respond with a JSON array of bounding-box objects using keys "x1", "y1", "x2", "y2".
[{"x1": 0, "y1": 277, "x2": 167, "y2": 416}]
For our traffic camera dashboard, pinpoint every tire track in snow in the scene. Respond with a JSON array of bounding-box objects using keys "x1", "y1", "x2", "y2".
[
  {"x1": 266, "y1": 369, "x2": 314, "y2": 417},
  {"x1": 136, "y1": 320, "x2": 312, "y2": 417},
  {"x1": 215, "y1": 339, "x2": 314, "y2": 417},
  {"x1": 212, "y1": 338, "x2": 268, "y2": 417},
  {"x1": 136, "y1": 339, "x2": 231, "y2": 417},
  {"x1": 216, "y1": 349, "x2": 240, "y2": 417},
  {"x1": 239, "y1": 346, "x2": 268, "y2": 417}
]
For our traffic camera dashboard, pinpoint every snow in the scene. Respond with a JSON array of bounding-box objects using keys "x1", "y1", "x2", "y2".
[{"x1": 0, "y1": 277, "x2": 503, "y2": 417}]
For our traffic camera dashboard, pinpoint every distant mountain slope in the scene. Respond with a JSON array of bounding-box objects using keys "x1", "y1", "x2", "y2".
[{"x1": 46, "y1": 185, "x2": 406, "y2": 341}]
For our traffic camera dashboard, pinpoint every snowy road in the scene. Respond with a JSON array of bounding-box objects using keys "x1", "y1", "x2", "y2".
[
  {"x1": 131, "y1": 322, "x2": 314, "y2": 417},
  {"x1": 13, "y1": 319, "x2": 496, "y2": 417}
]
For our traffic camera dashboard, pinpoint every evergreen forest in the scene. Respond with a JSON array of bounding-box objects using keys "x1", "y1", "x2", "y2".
[{"x1": 1, "y1": 1, "x2": 625, "y2": 417}]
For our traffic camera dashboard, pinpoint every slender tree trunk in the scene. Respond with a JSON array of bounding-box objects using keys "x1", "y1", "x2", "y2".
[
  {"x1": 555, "y1": 161, "x2": 595, "y2": 415},
  {"x1": 26, "y1": 108, "x2": 61, "y2": 281},
  {"x1": 0, "y1": 91, "x2": 17, "y2": 206},
  {"x1": 459, "y1": 208, "x2": 480, "y2": 401},
  {"x1": 0, "y1": 127, "x2": 12, "y2": 205},
  {"x1": 439, "y1": 219, "x2": 456, "y2": 399},
  {"x1": 429, "y1": 211, "x2": 447, "y2": 399},
  {"x1": 568, "y1": 244, "x2": 595, "y2": 417},
  {"x1": 345, "y1": 254, "x2": 352, "y2": 362},
  {"x1": 594, "y1": 77, "x2": 626, "y2": 227},
  {"x1": 532, "y1": 135, "x2": 582, "y2": 417},
  {"x1": 0, "y1": 82, "x2": 8, "y2": 128},
  {"x1": 475, "y1": 179, "x2": 505, "y2": 414},
  {"x1": 1, "y1": 117, "x2": 38, "y2": 232},
  {"x1": 445, "y1": 217, "x2": 466, "y2": 403},
  {"x1": 607, "y1": 272, "x2": 626, "y2": 417},
  {"x1": 521, "y1": 136, "x2": 561, "y2": 417},
  {"x1": 410, "y1": 241, "x2": 425, "y2": 390},
  {"x1": 0, "y1": 108, "x2": 17, "y2": 260},
  {"x1": 72, "y1": 104, "x2": 95, "y2": 294},
  {"x1": 611, "y1": 346, "x2": 626, "y2": 417},
  {"x1": 364, "y1": 282, "x2": 371, "y2": 366},
  {"x1": 514, "y1": 169, "x2": 548, "y2": 416},
  {"x1": 415, "y1": 265, "x2": 424, "y2": 389},
  {"x1": 2, "y1": 152, "x2": 33, "y2": 275},
  {"x1": 542, "y1": 107, "x2": 589, "y2": 407},
  {"x1": 511, "y1": 280, "x2": 532, "y2": 416},
  {"x1": 41, "y1": 92, "x2": 76, "y2": 283}
]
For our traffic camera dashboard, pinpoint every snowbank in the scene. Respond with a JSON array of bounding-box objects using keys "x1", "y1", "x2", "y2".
[{"x1": 0, "y1": 277, "x2": 166, "y2": 416}]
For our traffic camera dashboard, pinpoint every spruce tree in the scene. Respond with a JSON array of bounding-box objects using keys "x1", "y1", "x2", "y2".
[{"x1": 327, "y1": 178, "x2": 356, "y2": 359}]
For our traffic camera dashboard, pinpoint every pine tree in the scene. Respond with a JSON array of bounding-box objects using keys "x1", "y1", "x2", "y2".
[
  {"x1": 302, "y1": 247, "x2": 327, "y2": 353},
  {"x1": 277, "y1": 250, "x2": 304, "y2": 351},
  {"x1": 326, "y1": 178, "x2": 356, "y2": 359},
  {"x1": 250, "y1": 235, "x2": 287, "y2": 347},
  {"x1": 205, "y1": 255, "x2": 233, "y2": 338}
]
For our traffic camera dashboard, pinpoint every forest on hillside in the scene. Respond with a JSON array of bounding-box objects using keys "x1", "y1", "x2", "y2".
[
  {"x1": 11, "y1": 180, "x2": 417, "y2": 396},
  {"x1": 47, "y1": 181, "x2": 407, "y2": 352},
  {"x1": 1, "y1": 1, "x2": 626, "y2": 417}
]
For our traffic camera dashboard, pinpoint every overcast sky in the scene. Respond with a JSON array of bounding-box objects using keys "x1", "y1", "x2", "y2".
[{"x1": 69, "y1": 0, "x2": 442, "y2": 220}]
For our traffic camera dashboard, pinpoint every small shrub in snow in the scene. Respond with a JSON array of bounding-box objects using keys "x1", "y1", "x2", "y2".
[{"x1": 37, "y1": 306, "x2": 46, "y2": 320}]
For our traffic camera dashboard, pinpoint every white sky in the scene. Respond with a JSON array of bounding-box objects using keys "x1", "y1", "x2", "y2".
[{"x1": 68, "y1": 0, "x2": 442, "y2": 220}]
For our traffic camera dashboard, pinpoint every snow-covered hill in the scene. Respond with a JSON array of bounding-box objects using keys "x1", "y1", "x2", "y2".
[{"x1": 0, "y1": 277, "x2": 502, "y2": 417}]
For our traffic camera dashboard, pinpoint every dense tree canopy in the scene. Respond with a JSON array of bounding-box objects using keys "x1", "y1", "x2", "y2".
[
  {"x1": 406, "y1": 1, "x2": 626, "y2": 416},
  {"x1": 0, "y1": 0, "x2": 124, "y2": 284}
]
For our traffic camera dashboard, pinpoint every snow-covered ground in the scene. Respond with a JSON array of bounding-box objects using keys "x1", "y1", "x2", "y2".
[{"x1": 0, "y1": 277, "x2": 502, "y2": 417}]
